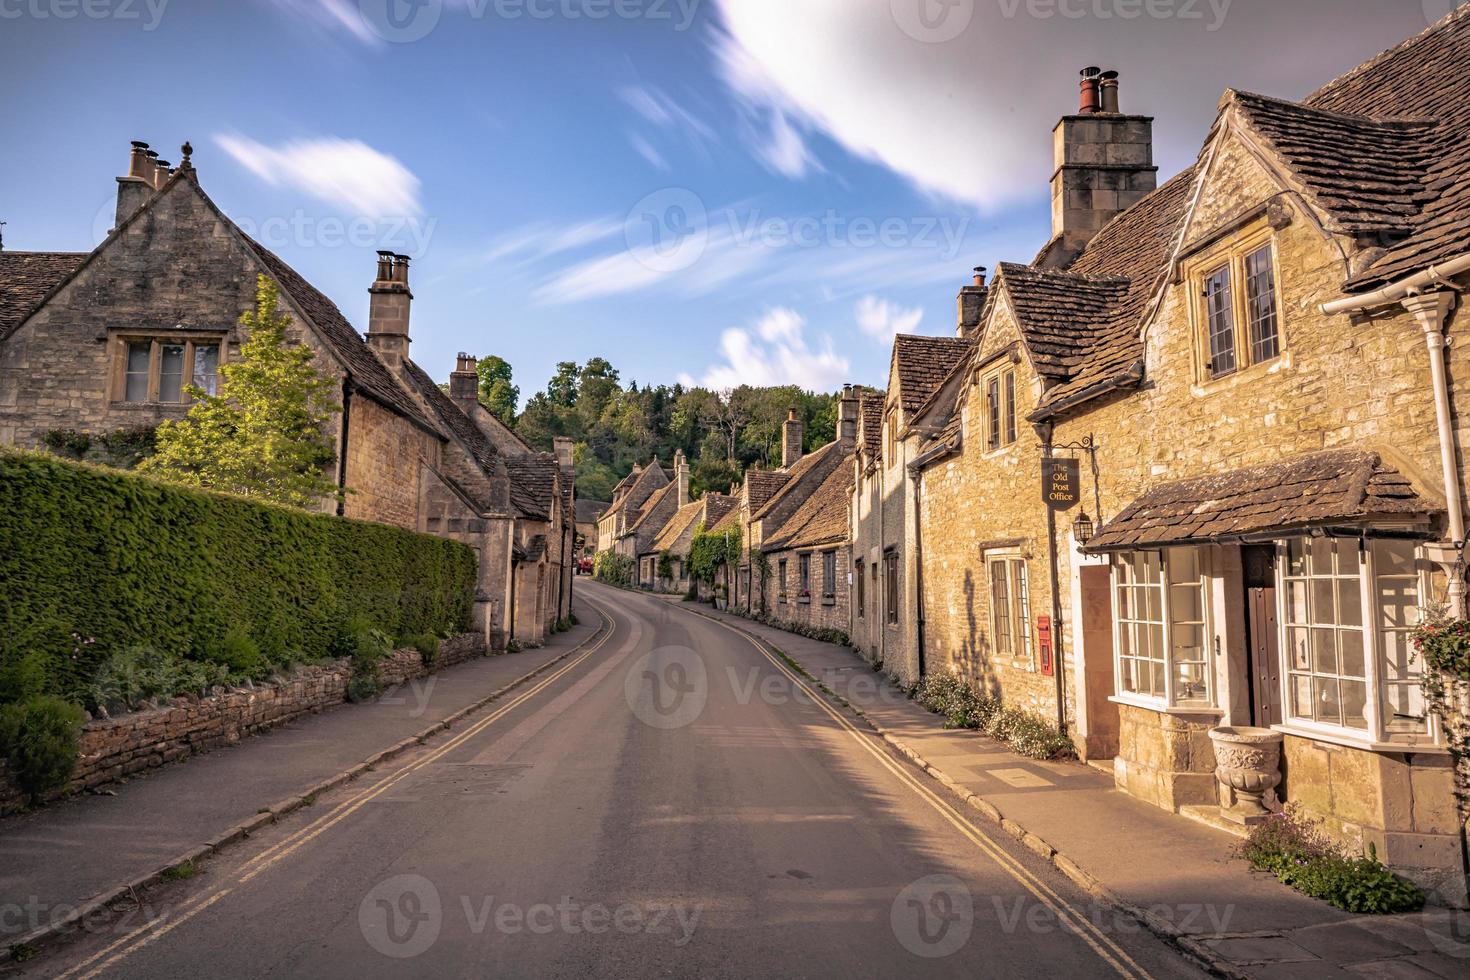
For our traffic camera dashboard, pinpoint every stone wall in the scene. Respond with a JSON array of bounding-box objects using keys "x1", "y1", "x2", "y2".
[
  {"x1": 0, "y1": 634, "x2": 483, "y2": 814},
  {"x1": 1111, "y1": 702, "x2": 1219, "y2": 811},
  {"x1": 342, "y1": 394, "x2": 430, "y2": 529},
  {"x1": 768, "y1": 546, "x2": 851, "y2": 634}
]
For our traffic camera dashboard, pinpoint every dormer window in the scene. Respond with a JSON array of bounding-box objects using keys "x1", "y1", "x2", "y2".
[
  {"x1": 1188, "y1": 233, "x2": 1283, "y2": 382},
  {"x1": 982, "y1": 365, "x2": 1018, "y2": 451}
]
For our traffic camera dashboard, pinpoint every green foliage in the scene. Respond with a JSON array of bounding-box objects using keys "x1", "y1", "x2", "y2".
[
  {"x1": 913, "y1": 672, "x2": 1074, "y2": 760},
  {"x1": 1410, "y1": 609, "x2": 1470, "y2": 810},
  {"x1": 204, "y1": 626, "x2": 265, "y2": 678},
  {"x1": 593, "y1": 550, "x2": 636, "y2": 587},
  {"x1": 474, "y1": 354, "x2": 520, "y2": 426},
  {"x1": 345, "y1": 624, "x2": 392, "y2": 703},
  {"x1": 141, "y1": 276, "x2": 341, "y2": 509},
  {"x1": 0, "y1": 696, "x2": 85, "y2": 801},
  {"x1": 161, "y1": 859, "x2": 202, "y2": 881},
  {"x1": 0, "y1": 449, "x2": 476, "y2": 708},
  {"x1": 411, "y1": 632, "x2": 440, "y2": 668},
  {"x1": 85, "y1": 647, "x2": 234, "y2": 716},
  {"x1": 0, "y1": 653, "x2": 49, "y2": 705},
  {"x1": 42, "y1": 426, "x2": 157, "y2": 470},
  {"x1": 657, "y1": 550, "x2": 676, "y2": 580},
  {"x1": 689, "y1": 522, "x2": 741, "y2": 586},
  {"x1": 1242, "y1": 807, "x2": 1423, "y2": 913}
]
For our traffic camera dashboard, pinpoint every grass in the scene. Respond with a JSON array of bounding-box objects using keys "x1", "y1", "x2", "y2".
[{"x1": 161, "y1": 859, "x2": 201, "y2": 881}]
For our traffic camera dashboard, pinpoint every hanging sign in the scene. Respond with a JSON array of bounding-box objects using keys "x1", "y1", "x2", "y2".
[{"x1": 1042, "y1": 457, "x2": 1081, "y2": 511}]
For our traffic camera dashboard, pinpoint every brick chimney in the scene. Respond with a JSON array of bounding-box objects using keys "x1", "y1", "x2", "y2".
[
  {"x1": 114, "y1": 141, "x2": 155, "y2": 232},
  {"x1": 838, "y1": 385, "x2": 860, "y2": 451},
  {"x1": 781, "y1": 407, "x2": 804, "y2": 468},
  {"x1": 1044, "y1": 68, "x2": 1157, "y2": 269},
  {"x1": 957, "y1": 266, "x2": 987, "y2": 338},
  {"x1": 674, "y1": 449, "x2": 690, "y2": 506},
  {"x1": 449, "y1": 352, "x2": 479, "y2": 409},
  {"x1": 367, "y1": 252, "x2": 412, "y2": 368},
  {"x1": 553, "y1": 436, "x2": 574, "y2": 470}
]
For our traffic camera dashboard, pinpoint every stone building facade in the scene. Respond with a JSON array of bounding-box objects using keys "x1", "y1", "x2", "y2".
[
  {"x1": 596, "y1": 459, "x2": 668, "y2": 554},
  {"x1": 638, "y1": 491, "x2": 735, "y2": 593},
  {"x1": 0, "y1": 143, "x2": 572, "y2": 649}
]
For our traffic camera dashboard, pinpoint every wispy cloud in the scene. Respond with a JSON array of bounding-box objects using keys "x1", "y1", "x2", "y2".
[
  {"x1": 483, "y1": 218, "x2": 623, "y2": 266},
  {"x1": 627, "y1": 132, "x2": 670, "y2": 172},
  {"x1": 259, "y1": 0, "x2": 382, "y2": 47},
  {"x1": 708, "y1": 20, "x2": 821, "y2": 180},
  {"x1": 214, "y1": 134, "x2": 421, "y2": 217},
  {"x1": 855, "y1": 295, "x2": 923, "y2": 344},
  {"x1": 619, "y1": 84, "x2": 718, "y2": 145},
  {"x1": 679, "y1": 308, "x2": 849, "y2": 392}
]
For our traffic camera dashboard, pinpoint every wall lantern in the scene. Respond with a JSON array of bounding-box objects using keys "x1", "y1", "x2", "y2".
[{"x1": 1072, "y1": 512, "x2": 1095, "y2": 544}]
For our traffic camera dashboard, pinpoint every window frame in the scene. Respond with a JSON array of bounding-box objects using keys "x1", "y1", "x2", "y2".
[
  {"x1": 884, "y1": 549, "x2": 899, "y2": 626},
  {"x1": 798, "y1": 552, "x2": 812, "y2": 600},
  {"x1": 855, "y1": 558, "x2": 865, "y2": 619},
  {"x1": 1109, "y1": 547, "x2": 1216, "y2": 711},
  {"x1": 981, "y1": 364, "x2": 1018, "y2": 453},
  {"x1": 778, "y1": 558, "x2": 788, "y2": 603},
  {"x1": 822, "y1": 549, "x2": 837, "y2": 603},
  {"x1": 1184, "y1": 227, "x2": 1285, "y2": 385},
  {"x1": 986, "y1": 553, "x2": 1034, "y2": 669},
  {"x1": 112, "y1": 334, "x2": 225, "y2": 405}
]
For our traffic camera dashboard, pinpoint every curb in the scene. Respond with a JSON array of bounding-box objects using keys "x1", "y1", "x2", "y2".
[
  {"x1": 1, "y1": 613, "x2": 611, "y2": 965},
  {"x1": 674, "y1": 602, "x2": 1237, "y2": 980}
]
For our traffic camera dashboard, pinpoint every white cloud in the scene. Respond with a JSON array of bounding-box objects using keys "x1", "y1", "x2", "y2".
[
  {"x1": 619, "y1": 85, "x2": 718, "y2": 145},
  {"x1": 683, "y1": 308, "x2": 849, "y2": 392},
  {"x1": 214, "y1": 134, "x2": 421, "y2": 218},
  {"x1": 627, "y1": 132, "x2": 670, "y2": 172},
  {"x1": 259, "y1": 0, "x2": 382, "y2": 46},
  {"x1": 855, "y1": 295, "x2": 923, "y2": 343},
  {"x1": 483, "y1": 218, "x2": 623, "y2": 266}
]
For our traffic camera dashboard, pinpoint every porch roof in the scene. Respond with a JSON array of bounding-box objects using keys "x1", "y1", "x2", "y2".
[{"x1": 1083, "y1": 450, "x2": 1438, "y2": 552}]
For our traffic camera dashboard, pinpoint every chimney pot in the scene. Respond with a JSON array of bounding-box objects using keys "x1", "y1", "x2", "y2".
[
  {"x1": 1078, "y1": 66, "x2": 1102, "y2": 114},
  {"x1": 375, "y1": 251, "x2": 394, "y2": 282},
  {"x1": 393, "y1": 253, "x2": 411, "y2": 285},
  {"x1": 367, "y1": 253, "x2": 412, "y2": 367},
  {"x1": 973, "y1": 265, "x2": 987, "y2": 287},
  {"x1": 1099, "y1": 70, "x2": 1120, "y2": 113}
]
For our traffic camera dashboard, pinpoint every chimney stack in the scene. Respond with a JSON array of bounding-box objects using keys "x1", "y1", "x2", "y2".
[
  {"x1": 449, "y1": 352, "x2": 479, "y2": 408},
  {"x1": 675, "y1": 449, "x2": 690, "y2": 506},
  {"x1": 957, "y1": 266, "x2": 987, "y2": 338},
  {"x1": 153, "y1": 160, "x2": 171, "y2": 190},
  {"x1": 554, "y1": 436, "x2": 575, "y2": 471},
  {"x1": 838, "y1": 385, "x2": 860, "y2": 451},
  {"x1": 367, "y1": 251, "x2": 413, "y2": 368},
  {"x1": 114, "y1": 140, "x2": 154, "y2": 232},
  {"x1": 781, "y1": 407, "x2": 804, "y2": 468},
  {"x1": 1044, "y1": 68, "x2": 1157, "y2": 269}
]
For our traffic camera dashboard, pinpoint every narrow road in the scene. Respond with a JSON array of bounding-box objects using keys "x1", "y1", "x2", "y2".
[{"x1": 33, "y1": 582, "x2": 1209, "y2": 979}]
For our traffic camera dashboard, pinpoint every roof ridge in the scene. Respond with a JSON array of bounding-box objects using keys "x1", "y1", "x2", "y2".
[
  {"x1": 1228, "y1": 87, "x2": 1441, "y2": 127},
  {"x1": 1304, "y1": 4, "x2": 1470, "y2": 106}
]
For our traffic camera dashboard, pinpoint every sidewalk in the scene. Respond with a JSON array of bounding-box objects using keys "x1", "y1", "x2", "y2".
[
  {"x1": 670, "y1": 598, "x2": 1469, "y2": 980},
  {"x1": 0, "y1": 600, "x2": 604, "y2": 953}
]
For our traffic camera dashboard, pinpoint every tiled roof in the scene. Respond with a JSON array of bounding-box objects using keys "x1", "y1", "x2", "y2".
[
  {"x1": 751, "y1": 440, "x2": 843, "y2": 521},
  {"x1": 707, "y1": 496, "x2": 743, "y2": 533},
  {"x1": 0, "y1": 251, "x2": 85, "y2": 339},
  {"x1": 400, "y1": 359, "x2": 503, "y2": 510},
  {"x1": 241, "y1": 238, "x2": 444, "y2": 438},
  {"x1": 859, "y1": 389, "x2": 886, "y2": 458},
  {"x1": 503, "y1": 454, "x2": 561, "y2": 521},
  {"x1": 893, "y1": 335, "x2": 970, "y2": 415},
  {"x1": 627, "y1": 479, "x2": 678, "y2": 534},
  {"x1": 602, "y1": 462, "x2": 667, "y2": 520},
  {"x1": 764, "y1": 458, "x2": 855, "y2": 552},
  {"x1": 650, "y1": 499, "x2": 703, "y2": 553},
  {"x1": 1084, "y1": 450, "x2": 1437, "y2": 552},
  {"x1": 575, "y1": 499, "x2": 609, "y2": 524},
  {"x1": 744, "y1": 469, "x2": 790, "y2": 514},
  {"x1": 995, "y1": 263, "x2": 1132, "y2": 382}
]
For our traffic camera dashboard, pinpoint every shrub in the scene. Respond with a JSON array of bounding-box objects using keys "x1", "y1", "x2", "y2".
[
  {"x1": 346, "y1": 626, "x2": 391, "y2": 703},
  {"x1": 1241, "y1": 803, "x2": 1342, "y2": 874},
  {"x1": 593, "y1": 551, "x2": 636, "y2": 587},
  {"x1": 0, "y1": 653, "x2": 50, "y2": 705},
  {"x1": 1241, "y1": 806, "x2": 1424, "y2": 913},
  {"x1": 913, "y1": 673, "x2": 1073, "y2": 760},
  {"x1": 85, "y1": 647, "x2": 233, "y2": 716},
  {"x1": 0, "y1": 696, "x2": 85, "y2": 802},
  {"x1": 204, "y1": 627, "x2": 265, "y2": 678},
  {"x1": 412, "y1": 632, "x2": 440, "y2": 669},
  {"x1": 0, "y1": 450, "x2": 476, "y2": 707}
]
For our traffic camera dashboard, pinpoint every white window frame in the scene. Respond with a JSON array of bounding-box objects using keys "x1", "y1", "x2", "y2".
[
  {"x1": 1274, "y1": 536, "x2": 1444, "y2": 751},
  {"x1": 986, "y1": 551, "x2": 1033, "y2": 670},
  {"x1": 1109, "y1": 547, "x2": 1218, "y2": 711}
]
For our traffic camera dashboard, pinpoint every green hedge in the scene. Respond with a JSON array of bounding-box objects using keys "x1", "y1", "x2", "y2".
[{"x1": 0, "y1": 451, "x2": 477, "y2": 705}]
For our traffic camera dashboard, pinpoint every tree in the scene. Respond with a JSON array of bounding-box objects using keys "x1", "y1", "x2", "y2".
[
  {"x1": 547, "y1": 361, "x2": 580, "y2": 407},
  {"x1": 141, "y1": 276, "x2": 340, "y2": 509},
  {"x1": 474, "y1": 354, "x2": 519, "y2": 425}
]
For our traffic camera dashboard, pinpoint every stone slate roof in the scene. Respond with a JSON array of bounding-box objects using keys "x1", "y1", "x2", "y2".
[
  {"x1": 602, "y1": 462, "x2": 667, "y2": 522},
  {"x1": 504, "y1": 454, "x2": 562, "y2": 522},
  {"x1": 751, "y1": 441, "x2": 843, "y2": 522},
  {"x1": 859, "y1": 389, "x2": 886, "y2": 458},
  {"x1": 0, "y1": 251, "x2": 86, "y2": 339},
  {"x1": 575, "y1": 499, "x2": 608, "y2": 524},
  {"x1": 650, "y1": 494, "x2": 734, "y2": 554},
  {"x1": 892, "y1": 335, "x2": 971, "y2": 415},
  {"x1": 627, "y1": 479, "x2": 678, "y2": 534},
  {"x1": 764, "y1": 458, "x2": 855, "y2": 552},
  {"x1": 400, "y1": 360, "x2": 502, "y2": 508},
  {"x1": 707, "y1": 500, "x2": 742, "y2": 534},
  {"x1": 1084, "y1": 450, "x2": 1437, "y2": 552},
  {"x1": 995, "y1": 263, "x2": 1132, "y2": 383},
  {"x1": 744, "y1": 469, "x2": 790, "y2": 514}
]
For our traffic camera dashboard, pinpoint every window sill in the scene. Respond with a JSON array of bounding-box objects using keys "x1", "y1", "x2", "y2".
[
  {"x1": 822, "y1": 598, "x2": 836, "y2": 606},
  {"x1": 1270, "y1": 722, "x2": 1447, "y2": 755},
  {"x1": 110, "y1": 400, "x2": 191, "y2": 410},
  {"x1": 1190, "y1": 351, "x2": 1292, "y2": 397},
  {"x1": 797, "y1": 598, "x2": 811, "y2": 605},
  {"x1": 1108, "y1": 694, "x2": 1223, "y2": 717}
]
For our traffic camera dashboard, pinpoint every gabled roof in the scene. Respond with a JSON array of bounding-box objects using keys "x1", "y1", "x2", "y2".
[
  {"x1": 994, "y1": 263, "x2": 1132, "y2": 383},
  {"x1": 751, "y1": 440, "x2": 843, "y2": 522},
  {"x1": 626, "y1": 478, "x2": 679, "y2": 534},
  {"x1": 602, "y1": 461, "x2": 667, "y2": 521},
  {"x1": 1084, "y1": 450, "x2": 1437, "y2": 552},
  {"x1": 649, "y1": 494, "x2": 734, "y2": 554},
  {"x1": 763, "y1": 458, "x2": 855, "y2": 552},
  {"x1": 859, "y1": 389, "x2": 886, "y2": 458},
  {"x1": 707, "y1": 500, "x2": 741, "y2": 534},
  {"x1": 401, "y1": 359, "x2": 502, "y2": 509},
  {"x1": 575, "y1": 499, "x2": 609, "y2": 524},
  {"x1": 744, "y1": 469, "x2": 789, "y2": 514},
  {"x1": 504, "y1": 454, "x2": 561, "y2": 521},
  {"x1": 892, "y1": 335, "x2": 971, "y2": 415},
  {"x1": 0, "y1": 251, "x2": 86, "y2": 339}
]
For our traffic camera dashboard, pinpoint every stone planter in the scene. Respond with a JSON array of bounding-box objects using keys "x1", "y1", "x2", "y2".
[{"x1": 1208, "y1": 726, "x2": 1284, "y2": 826}]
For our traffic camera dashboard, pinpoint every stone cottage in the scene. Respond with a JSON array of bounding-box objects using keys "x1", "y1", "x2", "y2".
[
  {"x1": 0, "y1": 142, "x2": 572, "y2": 648},
  {"x1": 595, "y1": 458, "x2": 668, "y2": 554},
  {"x1": 638, "y1": 490, "x2": 735, "y2": 593},
  {"x1": 913, "y1": 15, "x2": 1470, "y2": 889}
]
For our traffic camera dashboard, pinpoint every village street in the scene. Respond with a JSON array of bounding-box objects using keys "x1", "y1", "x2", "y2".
[{"x1": 27, "y1": 583, "x2": 1207, "y2": 979}]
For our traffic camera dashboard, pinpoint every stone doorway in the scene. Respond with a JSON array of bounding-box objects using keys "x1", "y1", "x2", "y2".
[{"x1": 1241, "y1": 544, "x2": 1283, "y2": 728}]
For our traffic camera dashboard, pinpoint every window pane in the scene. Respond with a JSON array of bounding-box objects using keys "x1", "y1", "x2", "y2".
[
  {"x1": 158, "y1": 344, "x2": 185, "y2": 403},
  {"x1": 1337, "y1": 579, "x2": 1362, "y2": 627},
  {"x1": 1340, "y1": 681, "x2": 1369, "y2": 731},
  {"x1": 124, "y1": 341, "x2": 151, "y2": 402},
  {"x1": 1313, "y1": 676, "x2": 1342, "y2": 726},
  {"x1": 1003, "y1": 371, "x2": 1017, "y2": 445},
  {"x1": 987, "y1": 379, "x2": 1000, "y2": 450},
  {"x1": 1311, "y1": 629, "x2": 1338, "y2": 675},
  {"x1": 991, "y1": 561, "x2": 1012, "y2": 654},
  {"x1": 1204, "y1": 265, "x2": 1236, "y2": 377},
  {"x1": 1287, "y1": 538, "x2": 1309, "y2": 577},
  {"x1": 1340, "y1": 629, "x2": 1366, "y2": 680},
  {"x1": 193, "y1": 344, "x2": 220, "y2": 396},
  {"x1": 1244, "y1": 244, "x2": 1279, "y2": 363}
]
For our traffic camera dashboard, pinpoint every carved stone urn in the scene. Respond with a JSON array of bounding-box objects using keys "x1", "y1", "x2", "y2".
[{"x1": 1208, "y1": 726, "x2": 1284, "y2": 826}]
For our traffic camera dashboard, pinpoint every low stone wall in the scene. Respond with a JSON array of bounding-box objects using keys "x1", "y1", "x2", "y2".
[
  {"x1": 0, "y1": 634, "x2": 484, "y2": 814},
  {"x1": 1111, "y1": 702, "x2": 1219, "y2": 811}
]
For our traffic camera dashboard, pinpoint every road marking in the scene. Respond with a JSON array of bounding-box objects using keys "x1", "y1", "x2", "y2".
[
  {"x1": 689, "y1": 608, "x2": 1153, "y2": 980},
  {"x1": 54, "y1": 601, "x2": 618, "y2": 979}
]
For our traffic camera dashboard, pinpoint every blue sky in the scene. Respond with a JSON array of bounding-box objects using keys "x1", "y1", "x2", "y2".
[{"x1": 0, "y1": 0, "x2": 1449, "y2": 403}]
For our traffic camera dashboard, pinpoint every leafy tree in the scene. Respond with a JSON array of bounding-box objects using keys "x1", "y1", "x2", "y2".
[
  {"x1": 474, "y1": 354, "x2": 519, "y2": 425},
  {"x1": 141, "y1": 276, "x2": 340, "y2": 509},
  {"x1": 547, "y1": 361, "x2": 580, "y2": 407}
]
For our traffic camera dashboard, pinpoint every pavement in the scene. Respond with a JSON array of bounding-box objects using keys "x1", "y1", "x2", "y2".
[
  {"x1": 667, "y1": 595, "x2": 1470, "y2": 980},
  {"x1": 16, "y1": 582, "x2": 1214, "y2": 979},
  {"x1": 0, "y1": 600, "x2": 606, "y2": 957}
]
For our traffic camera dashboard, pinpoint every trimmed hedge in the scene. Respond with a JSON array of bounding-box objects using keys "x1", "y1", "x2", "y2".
[{"x1": 0, "y1": 451, "x2": 477, "y2": 705}]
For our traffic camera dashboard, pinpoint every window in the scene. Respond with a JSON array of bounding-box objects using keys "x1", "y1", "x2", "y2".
[
  {"x1": 1112, "y1": 548, "x2": 1212, "y2": 708},
  {"x1": 983, "y1": 366, "x2": 1018, "y2": 451},
  {"x1": 885, "y1": 416, "x2": 897, "y2": 463},
  {"x1": 856, "y1": 559, "x2": 865, "y2": 619},
  {"x1": 1189, "y1": 233, "x2": 1284, "y2": 382},
  {"x1": 116, "y1": 337, "x2": 223, "y2": 404},
  {"x1": 871, "y1": 561, "x2": 879, "y2": 621},
  {"x1": 1279, "y1": 537, "x2": 1435, "y2": 742},
  {"x1": 988, "y1": 556, "x2": 1033, "y2": 665},
  {"x1": 823, "y1": 550, "x2": 837, "y2": 601},
  {"x1": 778, "y1": 559, "x2": 788, "y2": 602},
  {"x1": 799, "y1": 553, "x2": 811, "y2": 597},
  {"x1": 884, "y1": 550, "x2": 899, "y2": 625}
]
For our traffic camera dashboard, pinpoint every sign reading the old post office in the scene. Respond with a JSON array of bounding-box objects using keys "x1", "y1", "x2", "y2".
[{"x1": 1043, "y1": 457, "x2": 1080, "y2": 511}]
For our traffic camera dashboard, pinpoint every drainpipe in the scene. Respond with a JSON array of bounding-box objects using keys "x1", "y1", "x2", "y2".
[
  {"x1": 1037, "y1": 422, "x2": 1069, "y2": 734},
  {"x1": 335, "y1": 380, "x2": 353, "y2": 517},
  {"x1": 912, "y1": 468, "x2": 927, "y2": 679}
]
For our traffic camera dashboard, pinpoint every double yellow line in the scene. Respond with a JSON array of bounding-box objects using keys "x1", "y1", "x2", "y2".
[
  {"x1": 696, "y1": 612, "x2": 1154, "y2": 980},
  {"x1": 56, "y1": 602, "x2": 617, "y2": 980}
]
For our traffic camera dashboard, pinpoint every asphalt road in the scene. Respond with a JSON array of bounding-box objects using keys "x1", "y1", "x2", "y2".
[{"x1": 31, "y1": 582, "x2": 1209, "y2": 979}]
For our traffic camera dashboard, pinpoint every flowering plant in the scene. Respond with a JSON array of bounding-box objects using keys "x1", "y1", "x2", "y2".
[{"x1": 1410, "y1": 605, "x2": 1470, "y2": 809}]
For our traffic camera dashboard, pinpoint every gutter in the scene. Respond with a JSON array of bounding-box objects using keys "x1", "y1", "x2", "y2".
[
  {"x1": 1317, "y1": 251, "x2": 1470, "y2": 316},
  {"x1": 1028, "y1": 361, "x2": 1144, "y2": 423},
  {"x1": 909, "y1": 433, "x2": 962, "y2": 472}
]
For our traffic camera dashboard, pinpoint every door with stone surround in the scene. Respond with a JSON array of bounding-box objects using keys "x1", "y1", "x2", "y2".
[{"x1": 1242, "y1": 545, "x2": 1283, "y2": 727}]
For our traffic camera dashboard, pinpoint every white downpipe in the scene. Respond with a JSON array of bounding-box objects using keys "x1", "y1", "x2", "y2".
[
  {"x1": 1318, "y1": 251, "x2": 1470, "y2": 315},
  {"x1": 1404, "y1": 292, "x2": 1465, "y2": 616}
]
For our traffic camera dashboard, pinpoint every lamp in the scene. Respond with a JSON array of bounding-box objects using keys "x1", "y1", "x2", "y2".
[{"x1": 1073, "y1": 512, "x2": 1095, "y2": 544}]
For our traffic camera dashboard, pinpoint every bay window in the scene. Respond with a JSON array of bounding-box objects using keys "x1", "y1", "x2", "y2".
[{"x1": 1112, "y1": 548, "x2": 1213, "y2": 709}]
